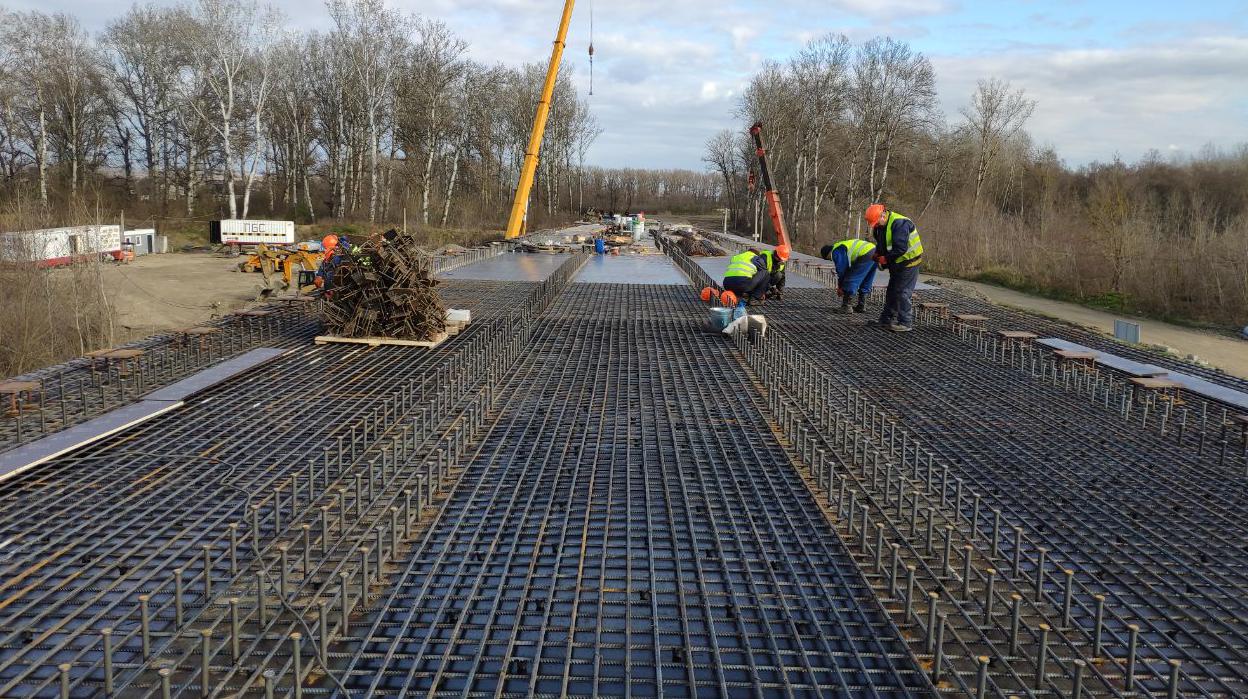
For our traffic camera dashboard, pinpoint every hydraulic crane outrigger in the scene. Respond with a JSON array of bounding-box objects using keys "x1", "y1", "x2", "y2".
[{"x1": 749, "y1": 122, "x2": 792, "y2": 252}]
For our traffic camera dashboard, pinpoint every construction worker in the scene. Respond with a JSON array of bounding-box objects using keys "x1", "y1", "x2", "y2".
[
  {"x1": 864, "y1": 204, "x2": 923, "y2": 332},
  {"x1": 722, "y1": 248, "x2": 770, "y2": 317},
  {"x1": 316, "y1": 234, "x2": 350, "y2": 289},
  {"x1": 760, "y1": 244, "x2": 790, "y2": 299},
  {"x1": 321, "y1": 234, "x2": 339, "y2": 255},
  {"x1": 820, "y1": 238, "x2": 877, "y2": 314}
]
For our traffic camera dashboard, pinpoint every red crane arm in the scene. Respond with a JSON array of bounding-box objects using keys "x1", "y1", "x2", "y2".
[{"x1": 749, "y1": 122, "x2": 791, "y2": 251}]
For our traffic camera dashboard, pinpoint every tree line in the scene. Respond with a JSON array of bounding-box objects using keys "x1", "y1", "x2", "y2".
[
  {"x1": 709, "y1": 34, "x2": 1248, "y2": 327},
  {"x1": 0, "y1": 0, "x2": 608, "y2": 231}
]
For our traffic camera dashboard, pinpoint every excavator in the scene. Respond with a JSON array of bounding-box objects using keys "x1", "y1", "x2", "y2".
[{"x1": 237, "y1": 244, "x2": 323, "y2": 292}]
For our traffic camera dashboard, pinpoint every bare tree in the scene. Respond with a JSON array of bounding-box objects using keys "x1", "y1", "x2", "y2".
[
  {"x1": 962, "y1": 77, "x2": 1036, "y2": 208},
  {"x1": 178, "y1": 0, "x2": 279, "y2": 219},
  {"x1": 326, "y1": 0, "x2": 408, "y2": 224},
  {"x1": 102, "y1": 5, "x2": 182, "y2": 207},
  {"x1": 400, "y1": 19, "x2": 466, "y2": 226}
]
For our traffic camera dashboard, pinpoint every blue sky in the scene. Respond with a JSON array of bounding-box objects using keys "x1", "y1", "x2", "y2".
[{"x1": 19, "y1": 0, "x2": 1248, "y2": 170}]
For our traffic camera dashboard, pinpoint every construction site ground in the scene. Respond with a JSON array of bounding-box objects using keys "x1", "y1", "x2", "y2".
[
  {"x1": 2, "y1": 225, "x2": 1247, "y2": 697},
  {"x1": 88, "y1": 253, "x2": 274, "y2": 340}
]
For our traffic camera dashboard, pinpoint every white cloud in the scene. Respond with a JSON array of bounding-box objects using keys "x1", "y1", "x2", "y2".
[
  {"x1": 786, "y1": 0, "x2": 955, "y2": 20},
  {"x1": 730, "y1": 25, "x2": 758, "y2": 52},
  {"x1": 16, "y1": 0, "x2": 1248, "y2": 169},
  {"x1": 932, "y1": 36, "x2": 1248, "y2": 165}
]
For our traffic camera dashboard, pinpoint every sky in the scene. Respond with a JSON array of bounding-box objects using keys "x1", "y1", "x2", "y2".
[{"x1": 15, "y1": 0, "x2": 1248, "y2": 170}]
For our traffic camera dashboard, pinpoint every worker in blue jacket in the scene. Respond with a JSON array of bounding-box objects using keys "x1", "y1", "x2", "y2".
[
  {"x1": 820, "y1": 238, "x2": 877, "y2": 314},
  {"x1": 316, "y1": 233, "x2": 351, "y2": 289},
  {"x1": 864, "y1": 204, "x2": 923, "y2": 332}
]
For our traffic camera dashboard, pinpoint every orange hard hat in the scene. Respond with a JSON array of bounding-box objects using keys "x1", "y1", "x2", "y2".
[
  {"x1": 720, "y1": 290, "x2": 738, "y2": 307},
  {"x1": 864, "y1": 204, "x2": 886, "y2": 228},
  {"x1": 700, "y1": 286, "x2": 714, "y2": 303},
  {"x1": 775, "y1": 244, "x2": 791, "y2": 261},
  {"x1": 322, "y1": 234, "x2": 339, "y2": 252}
]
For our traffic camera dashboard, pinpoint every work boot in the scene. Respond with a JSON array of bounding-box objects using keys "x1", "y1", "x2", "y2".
[
  {"x1": 835, "y1": 300, "x2": 852, "y2": 314},
  {"x1": 888, "y1": 323, "x2": 914, "y2": 333},
  {"x1": 853, "y1": 293, "x2": 867, "y2": 313},
  {"x1": 866, "y1": 319, "x2": 888, "y2": 327}
]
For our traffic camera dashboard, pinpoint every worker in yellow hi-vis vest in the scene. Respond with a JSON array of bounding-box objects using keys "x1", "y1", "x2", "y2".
[
  {"x1": 721, "y1": 248, "x2": 771, "y2": 317},
  {"x1": 864, "y1": 204, "x2": 924, "y2": 332}
]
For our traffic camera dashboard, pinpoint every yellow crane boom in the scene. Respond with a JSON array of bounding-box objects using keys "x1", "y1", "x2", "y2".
[{"x1": 504, "y1": 0, "x2": 576, "y2": 239}]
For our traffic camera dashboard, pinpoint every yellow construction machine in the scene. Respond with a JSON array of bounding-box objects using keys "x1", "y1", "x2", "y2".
[{"x1": 238, "y1": 244, "x2": 323, "y2": 290}]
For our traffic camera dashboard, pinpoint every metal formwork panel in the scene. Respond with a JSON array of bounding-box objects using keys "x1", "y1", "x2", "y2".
[
  {"x1": 573, "y1": 255, "x2": 689, "y2": 285},
  {"x1": 336, "y1": 284, "x2": 928, "y2": 698},
  {"x1": 439, "y1": 254, "x2": 573, "y2": 283}
]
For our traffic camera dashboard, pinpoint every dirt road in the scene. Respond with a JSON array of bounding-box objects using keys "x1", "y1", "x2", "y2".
[
  {"x1": 933, "y1": 276, "x2": 1248, "y2": 379},
  {"x1": 101, "y1": 253, "x2": 285, "y2": 340}
]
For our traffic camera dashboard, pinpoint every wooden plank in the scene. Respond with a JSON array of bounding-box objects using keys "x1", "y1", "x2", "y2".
[
  {"x1": 0, "y1": 381, "x2": 40, "y2": 394},
  {"x1": 1129, "y1": 377, "x2": 1181, "y2": 390},
  {"x1": 315, "y1": 332, "x2": 449, "y2": 348}
]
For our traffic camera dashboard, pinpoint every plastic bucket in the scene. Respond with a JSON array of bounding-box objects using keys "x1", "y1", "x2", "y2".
[
  {"x1": 708, "y1": 307, "x2": 733, "y2": 331},
  {"x1": 594, "y1": 238, "x2": 606, "y2": 254}
]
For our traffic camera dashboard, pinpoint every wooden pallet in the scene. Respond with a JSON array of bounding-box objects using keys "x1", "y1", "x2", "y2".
[
  {"x1": 315, "y1": 333, "x2": 448, "y2": 348},
  {"x1": 314, "y1": 318, "x2": 469, "y2": 349}
]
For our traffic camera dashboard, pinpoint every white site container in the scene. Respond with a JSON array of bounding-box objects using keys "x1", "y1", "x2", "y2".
[
  {"x1": 124, "y1": 228, "x2": 157, "y2": 255},
  {"x1": 0, "y1": 225, "x2": 123, "y2": 266},
  {"x1": 209, "y1": 220, "x2": 295, "y2": 247}
]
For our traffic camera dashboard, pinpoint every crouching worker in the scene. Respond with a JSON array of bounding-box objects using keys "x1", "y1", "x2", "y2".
[
  {"x1": 820, "y1": 239, "x2": 878, "y2": 314},
  {"x1": 722, "y1": 249, "x2": 771, "y2": 317}
]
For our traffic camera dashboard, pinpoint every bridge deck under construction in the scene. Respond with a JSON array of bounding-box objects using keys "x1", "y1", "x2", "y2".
[{"x1": 0, "y1": 234, "x2": 1245, "y2": 697}]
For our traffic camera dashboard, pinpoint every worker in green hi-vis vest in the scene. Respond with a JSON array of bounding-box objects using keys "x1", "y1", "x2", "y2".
[{"x1": 863, "y1": 204, "x2": 924, "y2": 332}]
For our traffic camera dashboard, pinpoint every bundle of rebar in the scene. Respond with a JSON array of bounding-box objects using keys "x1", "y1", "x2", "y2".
[
  {"x1": 670, "y1": 231, "x2": 726, "y2": 257},
  {"x1": 321, "y1": 232, "x2": 447, "y2": 340}
]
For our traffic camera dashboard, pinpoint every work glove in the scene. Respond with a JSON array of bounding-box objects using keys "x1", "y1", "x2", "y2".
[
  {"x1": 874, "y1": 255, "x2": 888, "y2": 270},
  {"x1": 836, "y1": 288, "x2": 845, "y2": 297}
]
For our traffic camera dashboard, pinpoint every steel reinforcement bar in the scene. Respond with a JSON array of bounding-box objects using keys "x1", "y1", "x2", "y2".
[
  {"x1": 323, "y1": 283, "x2": 931, "y2": 698},
  {"x1": 918, "y1": 310, "x2": 1248, "y2": 471},
  {"x1": 763, "y1": 294, "x2": 1248, "y2": 696},
  {"x1": 101, "y1": 255, "x2": 590, "y2": 698},
  {"x1": 0, "y1": 300, "x2": 323, "y2": 455},
  {"x1": 0, "y1": 259, "x2": 587, "y2": 697},
  {"x1": 698, "y1": 230, "x2": 1248, "y2": 396},
  {"x1": 664, "y1": 239, "x2": 1246, "y2": 696}
]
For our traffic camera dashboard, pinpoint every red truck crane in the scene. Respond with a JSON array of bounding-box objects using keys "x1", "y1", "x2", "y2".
[{"x1": 749, "y1": 122, "x2": 792, "y2": 253}]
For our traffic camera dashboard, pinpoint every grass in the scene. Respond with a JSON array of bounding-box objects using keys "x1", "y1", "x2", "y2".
[{"x1": 962, "y1": 266, "x2": 1234, "y2": 335}]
